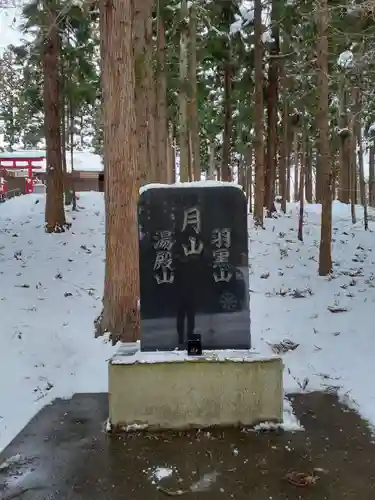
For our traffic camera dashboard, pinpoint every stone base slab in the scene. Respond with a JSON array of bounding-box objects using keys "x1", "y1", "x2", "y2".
[{"x1": 108, "y1": 344, "x2": 283, "y2": 431}]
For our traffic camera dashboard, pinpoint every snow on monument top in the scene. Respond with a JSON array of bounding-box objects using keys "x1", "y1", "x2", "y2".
[
  {"x1": 110, "y1": 343, "x2": 278, "y2": 365},
  {"x1": 139, "y1": 181, "x2": 243, "y2": 195}
]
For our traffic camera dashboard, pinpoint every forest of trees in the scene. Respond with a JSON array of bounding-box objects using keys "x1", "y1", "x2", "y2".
[{"x1": 1, "y1": 0, "x2": 375, "y2": 340}]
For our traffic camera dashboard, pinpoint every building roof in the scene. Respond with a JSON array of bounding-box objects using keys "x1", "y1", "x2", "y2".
[{"x1": 0, "y1": 150, "x2": 46, "y2": 159}]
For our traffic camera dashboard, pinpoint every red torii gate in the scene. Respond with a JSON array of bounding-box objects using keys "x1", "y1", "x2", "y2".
[
  {"x1": 0, "y1": 155, "x2": 44, "y2": 178},
  {"x1": 0, "y1": 153, "x2": 45, "y2": 195}
]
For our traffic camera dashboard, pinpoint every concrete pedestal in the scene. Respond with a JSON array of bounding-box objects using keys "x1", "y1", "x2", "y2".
[{"x1": 108, "y1": 344, "x2": 283, "y2": 431}]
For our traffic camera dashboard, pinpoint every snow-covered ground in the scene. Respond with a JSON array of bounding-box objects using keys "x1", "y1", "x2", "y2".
[
  {"x1": 1, "y1": 192, "x2": 375, "y2": 451},
  {"x1": 0, "y1": 192, "x2": 114, "y2": 451},
  {"x1": 0, "y1": 6, "x2": 24, "y2": 54},
  {"x1": 252, "y1": 201, "x2": 375, "y2": 427}
]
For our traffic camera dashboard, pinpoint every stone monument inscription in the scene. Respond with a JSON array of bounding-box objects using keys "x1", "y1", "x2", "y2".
[{"x1": 138, "y1": 184, "x2": 250, "y2": 351}]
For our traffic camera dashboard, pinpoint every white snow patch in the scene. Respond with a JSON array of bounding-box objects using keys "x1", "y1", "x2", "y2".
[
  {"x1": 230, "y1": 2, "x2": 254, "y2": 33},
  {"x1": 190, "y1": 471, "x2": 219, "y2": 492},
  {"x1": 146, "y1": 466, "x2": 175, "y2": 484},
  {"x1": 338, "y1": 50, "x2": 354, "y2": 69},
  {"x1": 253, "y1": 399, "x2": 303, "y2": 432},
  {"x1": 282, "y1": 398, "x2": 303, "y2": 431},
  {"x1": 239, "y1": 4, "x2": 254, "y2": 24},
  {"x1": 0, "y1": 7, "x2": 26, "y2": 54},
  {"x1": 230, "y1": 17, "x2": 243, "y2": 35},
  {"x1": 0, "y1": 453, "x2": 22, "y2": 471},
  {"x1": 122, "y1": 423, "x2": 149, "y2": 432},
  {"x1": 261, "y1": 30, "x2": 274, "y2": 44},
  {"x1": 105, "y1": 418, "x2": 112, "y2": 433}
]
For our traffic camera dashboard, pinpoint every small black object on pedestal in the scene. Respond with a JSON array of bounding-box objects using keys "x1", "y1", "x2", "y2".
[{"x1": 188, "y1": 333, "x2": 202, "y2": 356}]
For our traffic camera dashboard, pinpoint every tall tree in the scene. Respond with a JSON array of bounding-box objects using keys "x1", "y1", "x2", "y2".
[
  {"x1": 221, "y1": 51, "x2": 232, "y2": 182},
  {"x1": 145, "y1": 8, "x2": 158, "y2": 182},
  {"x1": 353, "y1": 85, "x2": 368, "y2": 229},
  {"x1": 278, "y1": 79, "x2": 288, "y2": 212},
  {"x1": 338, "y1": 79, "x2": 350, "y2": 203},
  {"x1": 305, "y1": 135, "x2": 313, "y2": 203},
  {"x1": 265, "y1": 0, "x2": 280, "y2": 215},
  {"x1": 317, "y1": 0, "x2": 332, "y2": 276},
  {"x1": 43, "y1": 0, "x2": 67, "y2": 233},
  {"x1": 179, "y1": 0, "x2": 190, "y2": 181},
  {"x1": 253, "y1": 0, "x2": 265, "y2": 225},
  {"x1": 134, "y1": 0, "x2": 152, "y2": 185},
  {"x1": 188, "y1": 1, "x2": 200, "y2": 181},
  {"x1": 369, "y1": 136, "x2": 375, "y2": 206},
  {"x1": 155, "y1": 2, "x2": 169, "y2": 183},
  {"x1": 220, "y1": 2, "x2": 233, "y2": 182},
  {"x1": 96, "y1": 0, "x2": 140, "y2": 343}
]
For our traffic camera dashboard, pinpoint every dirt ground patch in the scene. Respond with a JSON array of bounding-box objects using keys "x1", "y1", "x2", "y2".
[{"x1": 0, "y1": 391, "x2": 374, "y2": 499}]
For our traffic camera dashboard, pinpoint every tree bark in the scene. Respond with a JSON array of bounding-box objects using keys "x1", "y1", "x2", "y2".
[
  {"x1": 59, "y1": 56, "x2": 68, "y2": 205},
  {"x1": 286, "y1": 127, "x2": 292, "y2": 202},
  {"x1": 293, "y1": 130, "x2": 299, "y2": 201},
  {"x1": 315, "y1": 143, "x2": 322, "y2": 203},
  {"x1": 317, "y1": 0, "x2": 332, "y2": 276},
  {"x1": 60, "y1": 76, "x2": 70, "y2": 206},
  {"x1": 80, "y1": 114, "x2": 84, "y2": 149},
  {"x1": 69, "y1": 95, "x2": 77, "y2": 211},
  {"x1": 166, "y1": 124, "x2": 174, "y2": 184},
  {"x1": 353, "y1": 87, "x2": 366, "y2": 212},
  {"x1": 43, "y1": 1, "x2": 67, "y2": 233},
  {"x1": 338, "y1": 80, "x2": 350, "y2": 203},
  {"x1": 179, "y1": 0, "x2": 190, "y2": 182},
  {"x1": 353, "y1": 85, "x2": 368, "y2": 227},
  {"x1": 246, "y1": 147, "x2": 253, "y2": 213},
  {"x1": 305, "y1": 137, "x2": 313, "y2": 203},
  {"x1": 208, "y1": 138, "x2": 216, "y2": 180},
  {"x1": 253, "y1": 0, "x2": 265, "y2": 225},
  {"x1": 188, "y1": 3, "x2": 200, "y2": 181},
  {"x1": 146, "y1": 12, "x2": 157, "y2": 183},
  {"x1": 216, "y1": 165, "x2": 221, "y2": 181},
  {"x1": 221, "y1": 57, "x2": 232, "y2": 182},
  {"x1": 239, "y1": 156, "x2": 246, "y2": 191},
  {"x1": 298, "y1": 127, "x2": 305, "y2": 241},
  {"x1": 265, "y1": 0, "x2": 279, "y2": 215},
  {"x1": 369, "y1": 144, "x2": 375, "y2": 206},
  {"x1": 97, "y1": 0, "x2": 140, "y2": 343},
  {"x1": 339, "y1": 128, "x2": 351, "y2": 203},
  {"x1": 348, "y1": 90, "x2": 357, "y2": 224},
  {"x1": 357, "y1": 121, "x2": 368, "y2": 229},
  {"x1": 134, "y1": 0, "x2": 152, "y2": 185},
  {"x1": 156, "y1": 7, "x2": 168, "y2": 183}
]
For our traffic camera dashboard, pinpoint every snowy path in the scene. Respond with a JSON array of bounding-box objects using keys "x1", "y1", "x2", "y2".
[{"x1": 1, "y1": 194, "x2": 375, "y2": 451}]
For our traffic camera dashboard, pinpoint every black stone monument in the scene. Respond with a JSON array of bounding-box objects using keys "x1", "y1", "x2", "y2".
[{"x1": 138, "y1": 184, "x2": 250, "y2": 351}]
